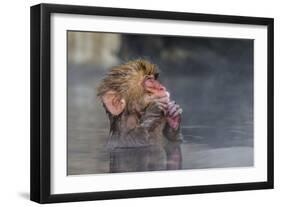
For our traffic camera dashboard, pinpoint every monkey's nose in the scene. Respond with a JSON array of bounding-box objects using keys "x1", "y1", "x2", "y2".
[{"x1": 158, "y1": 85, "x2": 166, "y2": 91}]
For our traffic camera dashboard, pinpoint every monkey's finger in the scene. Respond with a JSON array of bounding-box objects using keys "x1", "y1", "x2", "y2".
[
  {"x1": 167, "y1": 101, "x2": 177, "y2": 112},
  {"x1": 147, "y1": 94, "x2": 168, "y2": 103},
  {"x1": 156, "y1": 102, "x2": 168, "y2": 109},
  {"x1": 168, "y1": 100, "x2": 176, "y2": 107},
  {"x1": 156, "y1": 102, "x2": 169, "y2": 112},
  {"x1": 154, "y1": 93, "x2": 169, "y2": 99},
  {"x1": 166, "y1": 91, "x2": 170, "y2": 99},
  {"x1": 171, "y1": 108, "x2": 183, "y2": 118},
  {"x1": 168, "y1": 104, "x2": 180, "y2": 116},
  {"x1": 156, "y1": 96, "x2": 170, "y2": 104},
  {"x1": 155, "y1": 103, "x2": 168, "y2": 114},
  {"x1": 149, "y1": 93, "x2": 168, "y2": 99}
]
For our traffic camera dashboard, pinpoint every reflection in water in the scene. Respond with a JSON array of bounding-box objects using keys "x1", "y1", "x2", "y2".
[{"x1": 109, "y1": 143, "x2": 182, "y2": 173}]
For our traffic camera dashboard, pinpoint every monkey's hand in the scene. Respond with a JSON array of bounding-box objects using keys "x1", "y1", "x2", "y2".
[
  {"x1": 166, "y1": 101, "x2": 182, "y2": 130},
  {"x1": 163, "y1": 100, "x2": 183, "y2": 142}
]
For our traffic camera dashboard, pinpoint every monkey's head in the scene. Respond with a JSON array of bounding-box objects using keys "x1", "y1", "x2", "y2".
[{"x1": 97, "y1": 59, "x2": 168, "y2": 116}]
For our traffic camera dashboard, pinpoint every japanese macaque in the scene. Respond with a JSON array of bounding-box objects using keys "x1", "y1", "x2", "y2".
[{"x1": 97, "y1": 59, "x2": 183, "y2": 172}]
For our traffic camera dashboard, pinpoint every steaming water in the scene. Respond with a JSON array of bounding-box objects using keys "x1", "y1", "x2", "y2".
[{"x1": 67, "y1": 65, "x2": 253, "y2": 175}]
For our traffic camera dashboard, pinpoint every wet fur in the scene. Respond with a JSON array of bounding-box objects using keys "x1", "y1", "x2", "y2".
[{"x1": 97, "y1": 59, "x2": 182, "y2": 149}]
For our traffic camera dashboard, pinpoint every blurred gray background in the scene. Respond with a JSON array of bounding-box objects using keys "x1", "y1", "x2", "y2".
[{"x1": 67, "y1": 31, "x2": 253, "y2": 175}]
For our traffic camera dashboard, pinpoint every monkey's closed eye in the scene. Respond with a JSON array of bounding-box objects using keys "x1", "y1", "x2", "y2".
[
  {"x1": 145, "y1": 76, "x2": 154, "y2": 81},
  {"x1": 154, "y1": 73, "x2": 159, "y2": 80}
]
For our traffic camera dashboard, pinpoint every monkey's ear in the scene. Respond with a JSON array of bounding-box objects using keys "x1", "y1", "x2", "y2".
[{"x1": 101, "y1": 90, "x2": 126, "y2": 116}]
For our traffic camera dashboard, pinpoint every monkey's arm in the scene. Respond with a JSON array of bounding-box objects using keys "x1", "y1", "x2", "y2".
[
  {"x1": 163, "y1": 121, "x2": 183, "y2": 141},
  {"x1": 139, "y1": 103, "x2": 165, "y2": 131},
  {"x1": 108, "y1": 103, "x2": 164, "y2": 149}
]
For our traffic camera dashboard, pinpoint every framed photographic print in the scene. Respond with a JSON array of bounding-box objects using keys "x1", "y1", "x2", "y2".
[{"x1": 30, "y1": 3, "x2": 274, "y2": 203}]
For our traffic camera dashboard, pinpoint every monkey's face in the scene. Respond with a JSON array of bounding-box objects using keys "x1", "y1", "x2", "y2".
[
  {"x1": 142, "y1": 75, "x2": 170, "y2": 107},
  {"x1": 97, "y1": 60, "x2": 170, "y2": 116},
  {"x1": 143, "y1": 75, "x2": 167, "y2": 97}
]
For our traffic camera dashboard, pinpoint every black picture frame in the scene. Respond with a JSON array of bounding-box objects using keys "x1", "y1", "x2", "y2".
[{"x1": 30, "y1": 3, "x2": 274, "y2": 204}]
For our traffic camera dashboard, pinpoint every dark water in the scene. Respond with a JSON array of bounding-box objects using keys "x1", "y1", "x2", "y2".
[{"x1": 67, "y1": 66, "x2": 253, "y2": 175}]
